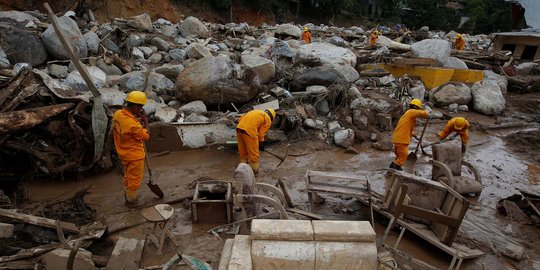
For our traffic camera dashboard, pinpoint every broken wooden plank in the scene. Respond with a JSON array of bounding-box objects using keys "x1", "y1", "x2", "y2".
[
  {"x1": 277, "y1": 179, "x2": 295, "y2": 208},
  {"x1": 0, "y1": 103, "x2": 74, "y2": 135},
  {"x1": 106, "y1": 237, "x2": 145, "y2": 270},
  {"x1": 0, "y1": 209, "x2": 79, "y2": 234}
]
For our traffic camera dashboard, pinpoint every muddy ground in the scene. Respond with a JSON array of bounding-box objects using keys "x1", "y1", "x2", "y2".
[{"x1": 21, "y1": 93, "x2": 540, "y2": 270}]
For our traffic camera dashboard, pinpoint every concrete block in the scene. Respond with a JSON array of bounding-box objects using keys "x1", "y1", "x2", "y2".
[
  {"x1": 218, "y1": 238, "x2": 234, "y2": 270},
  {"x1": 312, "y1": 220, "x2": 375, "y2": 242},
  {"x1": 0, "y1": 222, "x2": 14, "y2": 238},
  {"x1": 251, "y1": 240, "x2": 315, "y2": 270},
  {"x1": 251, "y1": 219, "x2": 313, "y2": 241},
  {"x1": 315, "y1": 242, "x2": 377, "y2": 270},
  {"x1": 40, "y1": 248, "x2": 97, "y2": 270},
  {"x1": 228, "y1": 235, "x2": 252, "y2": 270}
]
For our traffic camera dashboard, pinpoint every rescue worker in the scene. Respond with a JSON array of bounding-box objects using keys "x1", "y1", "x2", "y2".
[
  {"x1": 236, "y1": 109, "x2": 276, "y2": 174},
  {"x1": 302, "y1": 27, "x2": 311, "y2": 44},
  {"x1": 390, "y1": 99, "x2": 429, "y2": 170},
  {"x1": 454, "y1": 33, "x2": 465, "y2": 50},
  {"x1": 113, "y1": 91, "x2": 150, "y2": 204},
  {"x1": 437, "y1": 117, "x2": 469, "y2": 154},
  {"x1": 369, "y1": 30, "x2": 379, "y2": 46}
]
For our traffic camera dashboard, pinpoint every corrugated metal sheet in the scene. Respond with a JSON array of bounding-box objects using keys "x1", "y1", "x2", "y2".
[{"x1": 495, "y1": 31, "x2": 540, "y2": 38}]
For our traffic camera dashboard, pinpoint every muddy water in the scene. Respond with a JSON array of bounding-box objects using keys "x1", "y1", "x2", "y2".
[{"x1": 26, "y1": 118, "x2": 540, "y2": 269}]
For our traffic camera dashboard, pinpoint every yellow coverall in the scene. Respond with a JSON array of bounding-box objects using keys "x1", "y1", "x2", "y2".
[
  {"x1": 369, "y1": 32, "x2": 379, "y2": 46},
  {"x1": 392, "y1": 109, "x2": 429, "y2": 166},
  {"x1": 236, "y1": 110, "x2": 272, "y2": 173},
  {"x1": 438, "y1": 117, "x2": 470, "y2": 144},
  {"x1": 113, "y1": 109, "x2": 150, "y2": 202},
  {"x1": 302, "y1": 31, "x2": 311, "y2": 44},
  {"x1": 454, "y1": 35, "x2": 465, "y2": 50}
]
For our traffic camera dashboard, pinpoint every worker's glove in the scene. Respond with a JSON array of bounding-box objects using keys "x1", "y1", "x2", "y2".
[
  {"x1": 259, "y1": 142, "x2": 265, "y2": 151},
  {"x1": 461, "y1": 144, "x2": 467, "y2": 154}
]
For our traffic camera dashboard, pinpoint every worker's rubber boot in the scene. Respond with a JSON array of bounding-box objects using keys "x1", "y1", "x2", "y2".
[
  {"x1": 125, "y1": 189, "x2": 138, "y2": 205},
  {"x1": 389, "y1": 162, "x2": 403, "y2": 171},
  {"x1": 250, "y1": 161, "x2": 260, "y2": 175}
]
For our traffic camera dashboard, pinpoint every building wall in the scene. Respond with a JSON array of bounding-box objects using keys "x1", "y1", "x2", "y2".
[{"x1": 494, "y1": 35, "x2": 540, "y2": 60}]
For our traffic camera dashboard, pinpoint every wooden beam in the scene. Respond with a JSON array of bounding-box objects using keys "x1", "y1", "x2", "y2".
[
  {"x1": 0, "y1": 209, "x2": 79, "y2": 234},
  {"x1": 399, "y1": 204, "x2": 460, "y2": 227}
]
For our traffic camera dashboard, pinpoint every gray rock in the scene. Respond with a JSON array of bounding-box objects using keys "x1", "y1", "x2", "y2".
[
  {"x1": 154, "y1": 107, "x2": 178, "y2": 123},
  {"x1": 175, "y1": 56, "x2": 259, "y2": 104},
  {"x1": 150, "y1": 37, "x2": 170, "y2": 51},
  {"x1": 0, "y1": 22, "x2": 47, "y2": 67},
  {"x1": 353, "y1": 109, "x2": 369, "y2": 130},
  {"x1": 374, "y1": 113, "x2": 392, "y2": 131},
  {"x1": 443, "y1": 56, "x2": 468, "y2": 69},
  {"x1": 372, "y1": 46, "x2": 390, "y2": 56},
  {"x1": 315, "y1": 99, "x2": 330, "y2": 116},
  {"x1": 64, "y1": 66, "x2": 107, "y2": 93},
  {"x1": 148, "y1": 53, "x2": 163, "y2": 64},
  {"x1": 303, "y1": 119, "x2": 317, "y2": 129},
  {"x1": 347, "y1": 86, "x2": 362, "y2": 99},
  {"x1": 429, "y1": 83, "x2": 472, "y2": 106},
  {"x1": 0, "y1": 48, "x2": 10, "y2": 69},
  {"x1": 185, "y1": 112, "x2": 210, "y2": 123},
  {"x1": 48, "y1": 64, "x2": 69, "y2": 79},
  {"x1": 138, "y1": 46, "x2": 153, "y2": 58},
  {"x1": 13, "y1": 63, "x2": 31, "y2": 74},
  {"x1": 161, "y1": 25, "x2": 178, "y2": 37},
  {"x1": 458, "y1": 105, "x2": 468, "y2": 112},
  {"x1": 291, "y1": 66, "x2": 347, "y2": 91},
  {"x1": 265, "y1": 130, "x2": 287, "y2": 142},
  {"x1": 501, "y1": 243, "x2": 524, "y2": 261},
  {"x1": 0, "y1": 11, "x2": 39, "y2": 22},
  {"x1": 448, "y1": 103, "x2": 459, "y2": 113},
  {"x1": 259, "y1": 36, "x2": 276, "y2": 46},
  {"x1": 168, "y1": 49, "x2": 187, "y2": 61},
  {"x1": 42, "y1": 16, "x2": 87, "y2": 60},
  {"x1": 96, "y1": 58, "x2": 122, "y2": 75},
  {"x1": 96, "y1": 24, "x2": 114, "y2": 39},
  {"x1": 207, "y1": 44, "x2": 220, "y2": 52},
  {"x1": 350, "y1": 26, "x2": 365, "y2": 35},
  {"x1": 217, "y1": 43, "x2": 228, "y2": 51},
  {"x1": 334, "y1": 129, "x2": 355, "y2": 148},
  {"x1": 306, "y1": 85, "x2": 328, "y2": 95},
  {"x1": 315, "y1": 120, "x2": 326, "y2": 130},
  {"x1": 370, "y1": 133, "x2": 377, "y2": 142},
  {"x1": 132, "y1": 47, "x2": 145, "y2": 59},
  {"x1": 127, "y1": 13, "x2": 153, "y2": 32},
  {"x1": 186, "y1": 43, "x2": 212, "y2": 59},
  {"x1": 294, "y1": 42, "x2": 358, "y2": 82},
  {"x1": 275, "y1": 24, "x2": 302, "y2": 38},
  {"x1": 175, "y1": 37, "x2": 189, "y2": 45},
  {"x1": 100, "y1": 88, "x2": 127, "y2": 106},
  {"x1": 408, "y1": 84, "x2": 426, "y2": 101},
  {"x1": 179, "y1": 100, "x2": 207, "y2": 114},
  {"x1": 126, "y1": 34, "x2": 144, "y2": 47},
  {"x1": 329, "y1": 36, "x2": 349, "y2": 47},
  {"x1": 483, "y1": 70, "x2": 508, "y2": 94},
  {"x1": 411, "y1": 39, "x2": 451, "y2": 65},
  {"x1": 240, "y1": 54, "x2": 275, "y2": 84},
  {"x1": 327, "y1": 121, "x2": 341, "y2": 134},
  {"x1": 179, "y1": 16, "x2": 210, "y2": 38},
  {"x1": 420, "y1": 26, "x2": 429, "y2": 31},
  {"x1": 40, "y1": 248, "x2": 96, "y2": 270},
  {"x1": 471, "y1": 81, "x2": 505, "y2": 115},
  {"x1": 155, "y1": 64, "x2": 184, "y2": 81},
  {"x1": 515, "y1": 62, "x2": 536, "y2": 75},
  {"x1": 154, "y1": 18, "x2": 172, "y2": 26},
  {"x1": 120, "y1": 71, "x2": 175, "y2": 94},
  {"x1": 350, "y1": 97, "x2": 391, "y2": 113},
  {"x1": 83, "y1": 31, "x2": 100, "y2": 55}
]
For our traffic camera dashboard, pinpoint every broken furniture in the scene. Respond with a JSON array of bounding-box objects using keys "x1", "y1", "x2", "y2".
[
  {"x1": 379, "y1": 169, "x2": 483, "y2": 270},
  {"x1": 141, "y1": 204, "x2": 175, "y2": 255},
  {"x1": 218, "y1": 219, "x2": 377, "y2": 270},
  {"x1": 431, "y1": 143, "x2": 483, "y2": 195},
  {"x1": 191, "y1": 180, "x2": 233, "y2": 223}
]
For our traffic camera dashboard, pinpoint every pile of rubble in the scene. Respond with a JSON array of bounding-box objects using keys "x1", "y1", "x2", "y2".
[{"x1": 0, "y1": 8, "x2": 525, "y2": 182}]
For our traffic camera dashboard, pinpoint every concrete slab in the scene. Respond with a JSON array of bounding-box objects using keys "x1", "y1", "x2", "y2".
[
  {"x1": 312, "y1": 220, "x2": 375, "y2": 242},
  {"x1": 251, "y1": 219, "x2": 313, "y2": 241},
  {"x1": 251, "y1": 240, "x2": 315, "y2": 270},
  {"x1": 218, "y1": 238, "x2": 234, "y2": 270},
  {"x1": 315, "y1": 242, "x2": 377, "y2": 270},
  {"x1": 228, "y1": 235, "x2": 252, "y2": 270}
]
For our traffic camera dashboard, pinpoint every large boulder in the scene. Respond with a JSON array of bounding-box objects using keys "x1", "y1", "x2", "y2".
[
  {"x1": 275, "y1": 24, "x2": 301, "y2": 38},
  {"x1": 175, "y1": 56, "x2": 260, "y2": 104},
  {"x1": 471, "y1": 81, "x2": 505, "y2": 115},
  {"x1": 0, "y1": 11, "x2": 39, "y2": 23},
  {"x1": 179, "y1": 100, "x2": 207, "y2": 114},
  {"x1": 100, "y1": 88, "x2": 127, "y2": 107},
  {"x1": 186, "y1": 43, "x2": 212, "y2": 59},
  {"x1": 241, "y1": 54, "x2": 275, "y2": 84},
  {"x1": 179, "y1": 16, "x2": 210, "y2": 38},
  {"x1": 64, "y1": 66, "x2": 107, "y2": 93},
  {"x1": 411, "y1": 39, "x2": 451, "y2": 65},
  {"x1": 42, "y1": 16, "x2": 87, "y2": 60},
  {"x1": 154, "y1": 64, "x2": 184, "y2": 82},
  {"x1": 119, "y1": 71, "x2": 175, "y2": 94},
  {"x1": 294, "y1": 42, "x2": 358, "y2": 82},
  {"x1": 154, "y1": 107, "x2": 178, "y2": 123},
  {"x1": 291, "y1": 66, "x2": 347, "y2": 91},
  {"x1": 442, "y1": 57, "x2": 468, "y2": 69},
  {"x1": 334, "y1": 129, "x2": 355, "y2": 148},
  {"x1": 483, "y1": 70, "x2": 508, "y2": 94},
  {"x1": 127, "y1": 13, "x2": 153, "y2": 32},
  {"x1": 83, "y1": 31, "x2": 100, "y2": 55},
  {"x1": 0, "y1": 21, "x2": 48, "y2": 66},
  {"x1": 429, "y1": 83, "x2": 472, "y2": 106}
]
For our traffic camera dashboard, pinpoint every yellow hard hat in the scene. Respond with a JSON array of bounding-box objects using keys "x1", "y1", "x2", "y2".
[
  {"x1": 265, "y1": 108, "x2": 276, "y2": 121},
  {"x1": 126, "y1": 90, "x2": 147, "y2": 105},
  {"x1": 304, "y1": 27, "x2": 308, "y2": 32},
  {"x1": 453, "y1": 117, "x2": 467, "y2": 130},
  {"x1": 409, "y1": 99, "x2": 422, "y2": 108},
  {"x1": 456, "y1": 33, "x2": 462, "y2": 38}
]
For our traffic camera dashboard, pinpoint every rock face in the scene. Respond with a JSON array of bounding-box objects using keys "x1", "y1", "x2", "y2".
[
  {"x1": 471, "y1": 81, "x2": 505, "y2": 115},
  {"x1": 119, "y1": 71, "x2": 175, "y2": 94},
  {"x1": 0, "y1": 21, "x2": 48, "y2": 66},
  {"x1": 411, "y1": 39, "x2": 451, "y2": 65},
  {"x1": 291, "y1": 66, "x2": 347, "y2": 91},
  {"x1": 179, "y1": 16, "x2": 210, "y2": 38},
  {"x1": 64, "y1": 66, "x2": 107, "y2": 93},
  {"x1": 275, "y1": 24, "x2": 302, "y2": 38},
  {"x1": 429, "y1": 83, "x2": 472, "y2": 106},
  {"x1": 241, "y1": 54, "x2": 276, "y2": 84},
  {"x1": 294, "y1": 42, "x2": 358, "y2": 82},
  {"x1": 334, "y1": 129, "x2": 355, "y2": 148},
  {"x1": 186, "y1": 43, "x2": 212, "y2": 59},
  {"x1": 175, "y1": 56, "x2": 260, "y2": 104},
  {"x1": 42, "y1": 16, "x2": 87, "y2": 60}
]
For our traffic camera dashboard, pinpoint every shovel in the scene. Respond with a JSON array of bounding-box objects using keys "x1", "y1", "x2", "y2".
[
  {"x1": 143, "y1": 143, "x2": 165, "y2": 198},
  {"x1": 408, "y1": 117, "x2": 430, "y2": 162}
]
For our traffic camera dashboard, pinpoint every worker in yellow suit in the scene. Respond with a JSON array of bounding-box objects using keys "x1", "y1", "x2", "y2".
[
  {"x1": 113, "y1": 91, "x2": 150, "y2": 204},
  {"x1": 369, "y1": 30, "x2": 380, "y2": 46},
  {"x1": 390, "y1": 99, "x2": 429, "y2": 170},
  {"x1": 236, "y1": 109, "x2": 276, "y2": 174},
  {"x1": 454, "y1": 33, "x2": 465, "y2": 50},
  {"x1": 302, "y1": 27, "x2": 311, "y2": 44},
  {"x1": 437, "y1": 117, "x2": 470, "y2": 154}
]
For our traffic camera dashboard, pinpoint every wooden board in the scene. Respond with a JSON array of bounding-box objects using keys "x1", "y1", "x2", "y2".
[
  {"x1": 0, "y1": 209, "x2": 79, "y2": 234},
  {"x1": 307, "y1": 170, "x2": 367, "y2": 182},
  {"x1": 106, "y1": 237, "x2": 145, "y2": 270}
]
